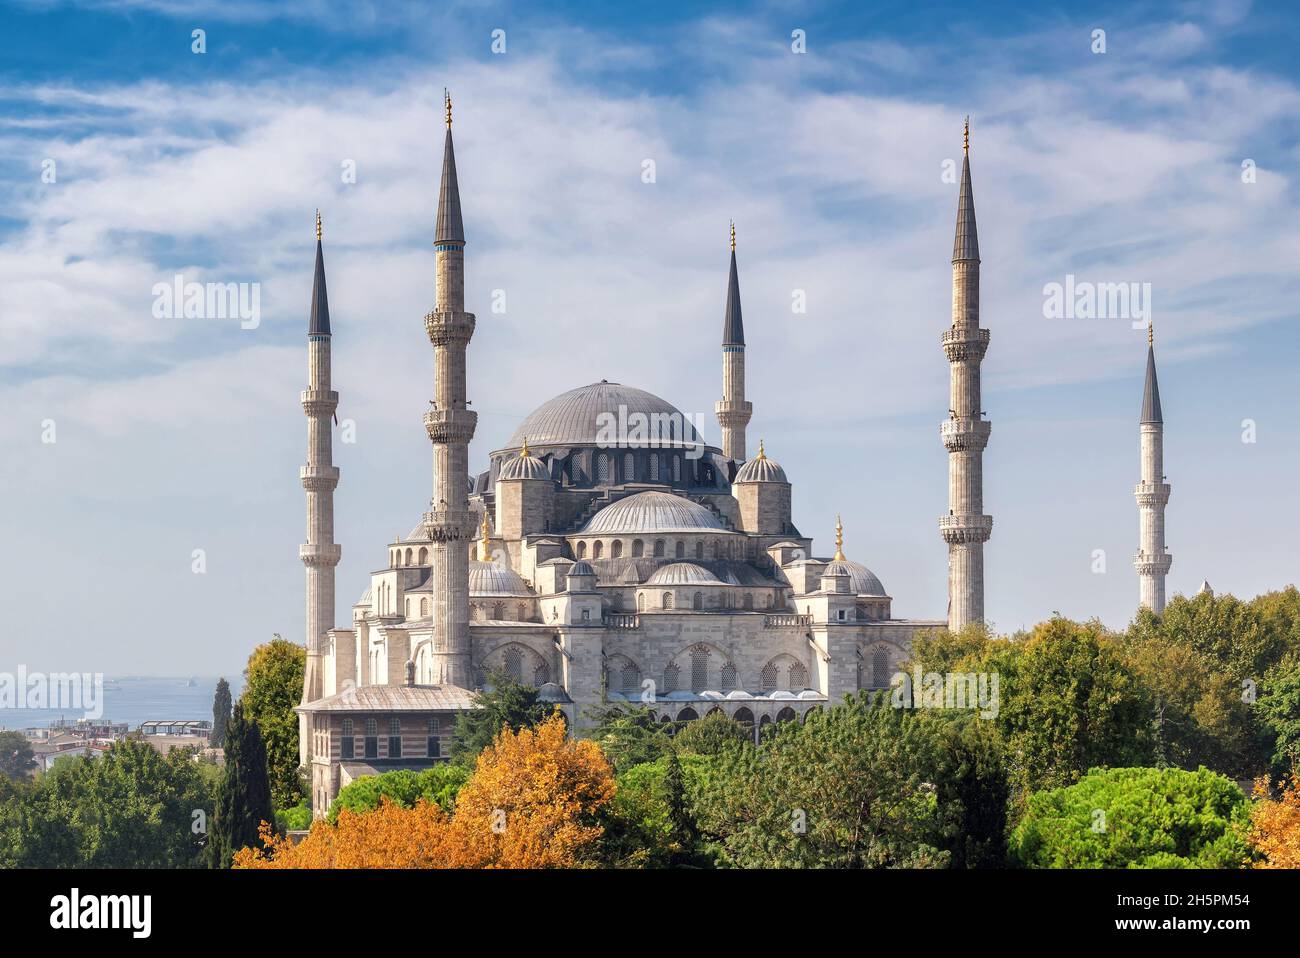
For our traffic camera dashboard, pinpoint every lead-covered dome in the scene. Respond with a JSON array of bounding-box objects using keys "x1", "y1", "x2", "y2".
[
  {"x1": 499, "y1": 452, "x2": 549, "y2": 481},
  {"x1": 647, "y1": 562, "x2": 722, "y2": 585},
  {"x1": 505, "y1": 381, "x2": 705, "y2": 449},
  {"x1": 822, "y1": 559, "x2": 887, "y2": 597},
  {"x1": 468, "y1": 560, "x2": 533, "y2": 596},
  {"x1": 581, "y1": 491, "x2": 724, "y2": 535},
  {"x1": 734, "y1": 439, "x2": 788, "y2": 483}
]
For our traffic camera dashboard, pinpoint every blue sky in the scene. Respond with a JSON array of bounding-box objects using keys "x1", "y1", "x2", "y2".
[{"x1": 1, "y1": 0, "x2": 1297, "y2": 674}]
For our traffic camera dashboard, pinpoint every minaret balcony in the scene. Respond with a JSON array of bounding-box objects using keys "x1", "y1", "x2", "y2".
[
  {"x1": 1133, "y1": 481, "x2": 1170, "y2": 507},
  {"x1": 1133, "y1": 551, "x2": 1173, "y2": 575},
  {"x1": 300, "y1": 465, "x2": 340, "y2": 491},
  {"x1": 714, "y1": 399, "x2": 753, "y2": 425},
  {"x1": 423, "y1": 309, "x2": 476, "y2": 347},
  {"x1": 300, "y1": 389, "x2": 339, "y2": 416},
  {"x1": 424, "y1": 407, "x2": 478, "y2": 444},
  {"x1": 941, "y1": 327, "x2": 990, "y2": 363},
  {"x1": 420, "y1": 508, "x2": 478, "y2": 542},
  {"x1": 939, "y1": 514, "x2": 993, "y2": 544},
  {"x1": 300, "y1": 543, "x2": 342, "y2": 567},
  {"x1": 940, "y1": 418, "x2": 992, "y2": 452}
]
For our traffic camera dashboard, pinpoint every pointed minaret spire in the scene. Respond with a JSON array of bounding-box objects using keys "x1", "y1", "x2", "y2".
[
  {"x1": 299, "y1": 210, "x2": 342, "y2": 776},
  {"x1": 1135, "y1": 324, "x2": 1171, "y2": 612},
  {"x1": 716, "y1": 221, "x2": 752, "y2": 462},
  {"x1": 941, "y1": 116, "x2": 993, "y2": 631},
  {"x1": 435, "y1": 90, "x2": 465, "y2": 245}
]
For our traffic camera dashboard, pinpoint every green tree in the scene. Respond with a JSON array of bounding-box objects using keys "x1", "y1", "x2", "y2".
[
  {"x1": 451, "y1": 673, "x2": 553, "y2": 765},
  {"x1": 1256, "y1": 659, "x2": 1300, "y2": 776},
  {"x1": 926, "y1": 713, "x2": 1009, "y2": 868},
  {"x1": 0, "y1": 730, "x2": 36, "y2": 779},
  {"x1": 585, "y1": 701, "x2": 672, "y2": 771},
  {"x1": 209, "y1": 703, "x2": 275, "y2": 868},
  {"x1": 211, "y1": 677, "x2": 232, "y2": 749},
  {"x1": 327, "y1": 764, "x2": 471, "y2": 823},
  {"x1": 1009, "y1": 766, "x2": 1249, "y2": 869},
  {"x1": 693, "y1": 696, "x2": 950, "y2": 868},
  {"x1": 674, "y1": 712, "x2": 750, "y2": 757},
  {"x1": 242, "y1": 637, "x2": 305, "y2": 808},
  {"x1": 599, "y1": 753, "x2": 715, "y2": 868}
]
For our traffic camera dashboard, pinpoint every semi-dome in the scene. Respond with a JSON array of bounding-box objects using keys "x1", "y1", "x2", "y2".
[
  {"x1": 646, "y1": 562, "x2": 722, "y2": 585},
  {"x1": 468, "y1": 560, "x2": 533, "y2": 596},
  {"x1": 504, "y1": 381, "x2": 706, "y2": 449},
  {"x1": 581, "y1": 490, "x2": 725, "y2": 535},
  {"x1": 822, "y1": 559, "x2": 887, "y2": 597}
]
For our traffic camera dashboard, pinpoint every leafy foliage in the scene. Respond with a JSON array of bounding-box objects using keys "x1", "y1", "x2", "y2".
[
  {"x1": 1246, "y1": 773, "x2": 1300, "y2": 868},
  {"x1": 241, "y1": 637, "x2": 306, "y2": 809},
  {"x1": 327, "y1": 764, "x2": 470, "y2": 823},
  {"x1": 1009, "y1": 766, "x2": 1249, "y2": 869},
  {"x1": 1255, "y1": 659, "x2": 1300, "y2": 776},
  {"x1": 209, "y1": 702, "x2": 275, "y2": 868},
  {"x1": 0, "y1": 730, "x2": 36, "y2": 779},
  {"x1": 211, "y1": 677, "x2": 232, "y2": 750},
  {"x1": 451, "y1": 673, "x2": 554, "y2": 765}
]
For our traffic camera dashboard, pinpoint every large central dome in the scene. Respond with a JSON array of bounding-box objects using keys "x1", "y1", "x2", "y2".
[
  {"x1": 582, "y1": 491, "x2": 724, "y2": 534},
  {"x1": 504, "y1": 381, "x2": 706, "y2": 450}
]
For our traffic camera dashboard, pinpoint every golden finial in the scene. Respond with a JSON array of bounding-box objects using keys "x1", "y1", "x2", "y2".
[
  {"x1": 730, "y1": 220, "x2": 736, "y2": 252},
  {"x1": 315, "y1": 209, "x2": 322, "y2": 240},
  {"x1": 520, "y1": 436, "x2": 530, "y2": 457},
  {"x1": 833, "y1": 514, "x2": 846, "y2": 561},
  {"x1": 963, "y1": 116, "x2": 970, "y2": 155},
  {"x1": 756, "y1": 438, "x2": 766, "y2": 461},
  {"x1": 1148, "y1": 322, "x2": 1153, "y2": 346},
  {"x1": 479, "y1": 510, "x2": 490, "y2": 561},
  {"x1": 444, "y1": 88, "x2": 452, "y2": 129}
]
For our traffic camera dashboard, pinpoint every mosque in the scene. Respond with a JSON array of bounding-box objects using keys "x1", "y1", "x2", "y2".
[{"x1": 294, "y1": 99, "x2": 1170, "y2": 816}]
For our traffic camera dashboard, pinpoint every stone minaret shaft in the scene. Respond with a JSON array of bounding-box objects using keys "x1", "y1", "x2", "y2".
[
  {"x1": 715, "y1": 222, "x2": 752, "y2": 462},
  {"x1": 940, "y1": 122, "x2": 993, "y2": 631},
  {"x1": 300, "y1": 211, "x2": 341, "y2": 762},
  {"x1": 1134, "y1": 327, "x2": 1171, "y2": 612},
  {"x1": 423, "y1": 93, "x2": 477, "y2": 687}
]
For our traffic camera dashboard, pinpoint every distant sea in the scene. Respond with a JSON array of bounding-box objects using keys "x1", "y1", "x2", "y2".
[{"x1": 0, "y1": 675, "x2": 245, "y2": 732}]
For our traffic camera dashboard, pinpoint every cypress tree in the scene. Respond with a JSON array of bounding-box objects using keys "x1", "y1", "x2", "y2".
[
  {"x1": 209, "y1": 702, "x2": 275, "y2": 868},
  {"x1": 211, "y1": 677, "x2": 232, "y2": 749}
]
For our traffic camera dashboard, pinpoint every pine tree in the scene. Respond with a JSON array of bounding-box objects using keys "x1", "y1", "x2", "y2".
[
  {"x1": 209, "y1": 702, "x2": 275, "y2": 868},
  {"x1": 211, "y1": 677, "x2": 232, "y2": 749},
  {"x1": 664, "y1": 748, "x2": 697, "y2": 865}
]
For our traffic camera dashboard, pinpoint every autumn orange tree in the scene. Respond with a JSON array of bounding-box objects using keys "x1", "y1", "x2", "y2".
[
  {"x1": 1246, "y1": 773, "x2": 1300, "y2": 868},
  {"x1": 234, "y1": 714, "x2": 614, "y2": 868}
]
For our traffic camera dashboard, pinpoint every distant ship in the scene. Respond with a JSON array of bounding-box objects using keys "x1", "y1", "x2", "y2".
[{"x1": 183, "y1": 678, "x2": 198, "y2": 688}]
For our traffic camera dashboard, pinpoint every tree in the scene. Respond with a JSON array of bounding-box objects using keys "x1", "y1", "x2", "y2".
[
  {"x1": 1255, "y1": 659, "x2": 1300, "y2": 776},
  {"x1": 1246, "y1": 773, "x2": 1300, "y2": 868},
  {"x1": 1009, "y1": 766, "x2": 1249, "y2": 869},
  {"x1": 0, "y1": 731, "x2": 36, "y2": 779},
  {"x1": 585, "y1": 701, "x2": 672, "y2": 771},
  {"x1": 926, "y1": 713, "x2": 1009, "y2": 868},
  {"x1": 327, "y1": 764, "x2": 470, "y2": 823},
  {"x1": 242, "y1": 637, "x2": 305, "y2": 809},
  {"x1": 211, "y1": 677, "x2": 232, "y2": 750},
  {"x1": 451, "y1": 673, "x2": 553, "y2": 765},
  {"x1": 693, "y1": 695, "x2": 951, "y2": 868},
  {"x1": 235, "y1": 715, "x2": 614, "y2": 869},
  {"x1": 674, "y1": 712, "x2": 750, "y2": 757},
  {"x1": 209, "y1": 702, "x2": 275, "y2": 868},
  {"x1": 0, "y1": 738, "x2": 212, "y2": 868}
]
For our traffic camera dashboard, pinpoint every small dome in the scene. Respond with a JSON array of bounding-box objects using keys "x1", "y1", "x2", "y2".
[
  {"x1": 499, "y1": 453, "x2": 549, "y2": 481},
  {"x1": 468, "y1": 560, "x2": 533, "y2": 597},
  {"x1": 582, "y1": 490, "x2": 724, "y2": 535},
  {"x1": 536, "y1": 682, "x2": 573, "y2": 704},
  {"x1": 567, "y1": 560, "x2": 596, "y2": 577},
  {"x1": 734, "y1": 443, "x2": 788, "y2": 483},
  {"x1": 647, "y1": 562, "x2": 722, "y2": 585},
  {"x1": 822, "y1": 559, "x2": 887, "y2": 597}
]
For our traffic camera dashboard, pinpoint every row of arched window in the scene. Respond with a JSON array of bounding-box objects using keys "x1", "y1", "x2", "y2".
[
  {"x1": 628, "y1": 590, "x2": 776, "y2": 612},
  {"x1": 609, "y1": 648, "x2": 811, "y2": 695},
  {"x1": 471, "y1": 601, "x2": 533, "y2": 622},
  {"x1": 391, "y1": 546, "x2": 429, "y2": 568},
  {"x1": 575, "y1": 537, "x2": 743, "y2": 560}
]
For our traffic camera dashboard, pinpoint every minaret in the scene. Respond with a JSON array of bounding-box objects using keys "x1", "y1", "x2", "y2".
[
  {"x1": 300, "y1": 210, "x2": 341, "y2": 763},
  {"x1": 422, "y1": 91, "x2": 477, "y2": 687},
  {"x1": 940, "y1": 118, "x2": 993, "y2": 631},
  {"x1": 1134, "y1": 323, "x2": 1171, "y2": 612},
  {"x1": 715, "y1": 221, "x2": 752, "y2": 463}
]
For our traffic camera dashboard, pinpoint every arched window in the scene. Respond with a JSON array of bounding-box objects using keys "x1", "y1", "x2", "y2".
[
  {"x1": 720, "y1": 662, "x2": 736, "y2": 691},
  {"x1": 673, "y1": 456, "x2": 681, "y2": 482},
  {"x1": 577, "y1": 541, "x2": 587, "y2": 559},
  {"x1": 406, "y1": 598, "x2": 412, "y2": 617},
  {"x1": 734, "y1": 707, "x2": 754, "y2": 731},
  {"x1": 364, "y1": 718, "x2": 378, "y2": 758},
  {"x1": 533, "y1": 662, "x2": 549, "y2": 685},
  {"x1": 517, "y1": 602, "x2": 528, "y2": 620},
  {"x1": 405, "y1": 548, "x2": 413, "y2": 565},
  {"x1": 596, "y1": 453, "x2": 610, "y2": 482},
  {"x1": 503, "y1": 646, "x2": 523, "y2": 682},
  {"x1": 677, "y1": 707, "x2": 698, "y2": 723},
  {"x1": 620, "y1": 661, "x2": 640, "y2": 693},
  {"x1": 662, "y1": 662, "x2": 679, "y2": 694},
  {"x1": 637, "y1": 593, "x2": 646, "y2": 612},
  {"x1": 776, "y1": 707, "x2": 797, "y2": 723},
  {"x1": 593, "y1": 540, "x2": 604, "y2": 559},
  {"x1": 693, "y1": 591, "x2": 703, "y2": 610},
  {"x1": 654, "y1": 540, "x2": 665, "y2": 557},
  {"x1": 418, "y1": 547, "x2": 428, "y2": 565},
  {"x1": 675, "y1": 541, "x2": 685, "y2": 558},
  {"x1": 662, "y1": 591, "x2": 673, "y2": 610},
  {"x1": 711, "y1": 539, "x2": 720, "y2": 559},
  {"x1": 420, "y1": 597, "x2": 429, "y2": 617},
  {"x1": 743, "y1": 593, "x2": 753, "y2": 610},
  {"x1": 788, "y1": 662, "x2": 808, "y2": 691},
  {"x1": 388, "y1": 717, "x2": 402, "y2": 757},
  {"x1": 872, "y1": 648, "x2": 890, "y2": 689},
  {"x1": 493, "y1": 601, "x2": 505, "y2": 620},
  {"x1": 427, "y1": 718, "x2": 440, "y2": 757},
  {"x1": 695, "y1": 541, "x2": 704, "y2": 559},
  {"x1": 649, "y1": 455, "x2": 659, "y2": 481},
  {"x1": 341, "y1": 718, "x2": 354, "y2": 759},
  {"x1": 760, "y1": 662, "x2": 778, "y2": 692},
  {"x1": 612, "y1": 540, "x2": 623, "y2": 558},
  {"x1": 690, "y1": 644, "x2": 710, "y2": 693},
  {"x1": 632, "y1": 539, "x2": 644, "y2": 557},
  {"x1": 624, "y1": 452, "x2": 635, "y2": 481}
]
